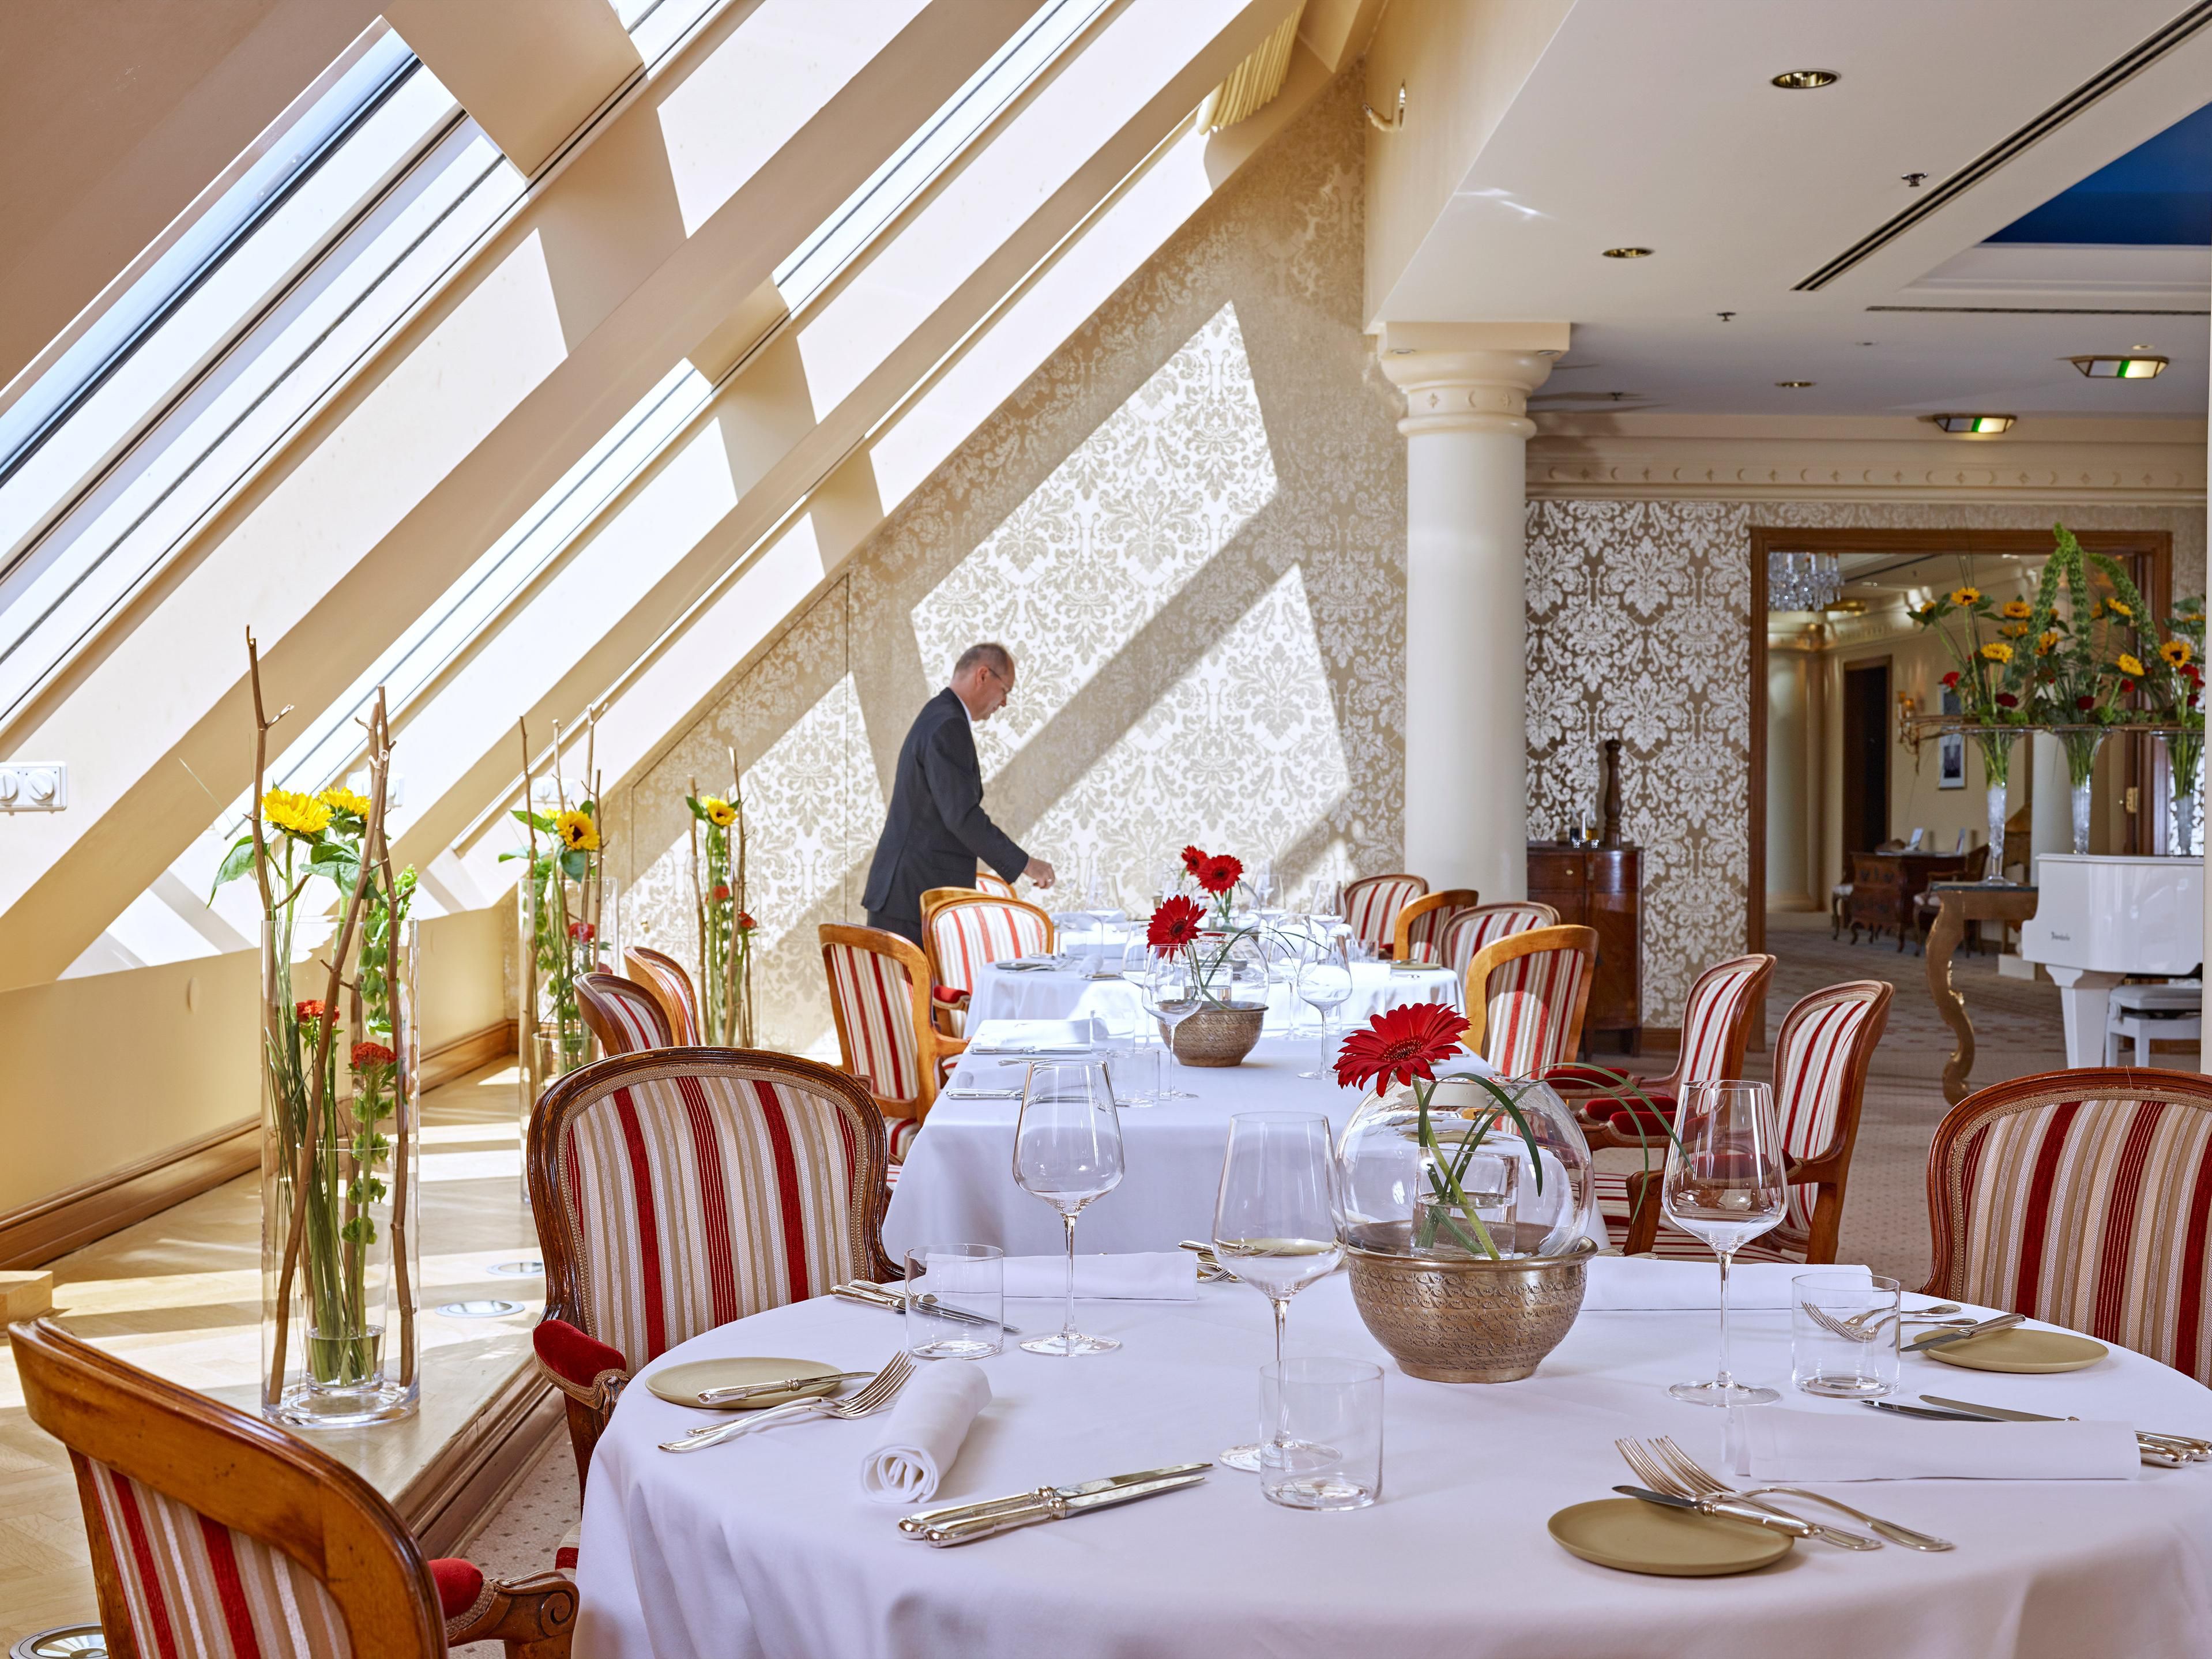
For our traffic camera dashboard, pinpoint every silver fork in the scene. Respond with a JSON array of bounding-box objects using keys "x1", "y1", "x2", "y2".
[
  {"x1": 1803, "y1": 1301, "x2": 1970, "y2": 1342},
  {"x1": 660, "y1": 1353, "x2": 913, "y2": 1451},
  {"x1": 1654, "y1": 1436, "x2": 1953, "y2": 1553},
  {"x1": 1615, "y1": 1438, "x2": 1879, "y2": 1551}
]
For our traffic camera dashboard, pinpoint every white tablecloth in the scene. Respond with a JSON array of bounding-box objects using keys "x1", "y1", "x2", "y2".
[
  {"x1": 969, "y1": 958, "x2": 1459, "y2": 1030},
  {"x1": 886, "y1": 1029, "x2": 1451, "y2": 1259},
  {"x1": 574, "y1": 1280, "x2": 2212, "y2": 1659}
]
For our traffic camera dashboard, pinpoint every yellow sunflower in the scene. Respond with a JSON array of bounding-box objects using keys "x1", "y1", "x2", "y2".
[
  {"x1": 1980, "y1": 641, "x2": 2014, "y2": 664},
  {"x1": 2001, "y1": 599, "x2": 2033, "y2": 620},
  {"x1": 2108, "y1": 597, "x2": 2135, "y2": 620},
  {"x1": 1914, "y1": 601, "x2": 1939, "y2": 620},
  {"x1": 2161, "y1": 640, "x2": 2194, "y2": 668},
  {"x1": 2119, "y1": 653, "x2": 2146, "y2": 678},
  {"x1": 321, "y1": 785, "x2": 372, "y2": 818},
  {"x1": 2037, "y1": 630, "x2": 2061, "y2": 654},
  {"x1": 262, "y1": 789, "x2": 332, "y2": 838},
  {"x1": 555, "y1": 810, "x2": 600, "y2": 852},
  {"x1": 1950, "y1": 586, "x2": 1982, "y2": 607},
  {"x1": 1999, "y1": 622, "x2": 2029, "y2": 639},
  {"x1": 701, "y1": 796, "x2": 737, "y2": 827}
]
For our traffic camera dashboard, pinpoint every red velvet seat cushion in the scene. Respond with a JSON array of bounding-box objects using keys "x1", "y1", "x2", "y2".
[
  {"x1": 431, "y1": 1557, "x2": 486, "y2": 1621},
  {"x1": 932, "y1": 985, "x2": 967, "y2": 1005},
  {"x1": 534, "y1": 1316, "x2": 626, "y2": 1389}
]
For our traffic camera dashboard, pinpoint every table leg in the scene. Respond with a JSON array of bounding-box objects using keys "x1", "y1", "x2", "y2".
[{"x1": 1925, "y1": 897, "x2": 1975, "y2": 1106}]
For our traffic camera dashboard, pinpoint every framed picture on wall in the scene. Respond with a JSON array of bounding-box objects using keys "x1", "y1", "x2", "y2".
[{"x1": 1938, "y1": 688, "x2": 1965, "y2": 789}]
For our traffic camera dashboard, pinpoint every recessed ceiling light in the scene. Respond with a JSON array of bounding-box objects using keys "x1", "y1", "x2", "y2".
[
  {"x1": 2068, "y1": 353, "x2": 2168, "y2": 379},
  {"x1": 1771, "y1": 69, "x2": 1839, "y2": 89},
  {"x1": 1776, "y1": 380, "x2": 1815, "y2": 388},
  {"x1": 1929, "y1": 413, "x2": 2015, "y2": 434},
  {"x1": 1602, "y1": 246, "x2": 1654, "y2": 259}
]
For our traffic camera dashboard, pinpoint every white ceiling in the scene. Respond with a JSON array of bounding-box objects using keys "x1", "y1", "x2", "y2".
[{"x1": 1378, "y1": 0, "x2": 2212, "y2": 419}]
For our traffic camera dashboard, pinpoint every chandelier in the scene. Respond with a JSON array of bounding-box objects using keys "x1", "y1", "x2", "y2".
[{"x1": 1767, "y1": 550, "x2": 1844, "y2": 612}]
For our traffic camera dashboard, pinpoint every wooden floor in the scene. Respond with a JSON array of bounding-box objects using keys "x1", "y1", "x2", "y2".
[{"x1": 0, "y1": 1060, "x2": 542, "y2": 1650}]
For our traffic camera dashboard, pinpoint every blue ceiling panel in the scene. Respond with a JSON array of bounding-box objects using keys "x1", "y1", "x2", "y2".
[{"x1": 1986, "y1": 101, "x2": 2212, "y2": 245}]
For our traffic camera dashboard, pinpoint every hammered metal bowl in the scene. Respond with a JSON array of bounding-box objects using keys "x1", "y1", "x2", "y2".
[
  {"x1": 1342, "y1": 1224, "x2": 1597, "y2": 1382},
  {"x1": 1162, "y1": 1003, "x2": 1266, "y2": 1067}
]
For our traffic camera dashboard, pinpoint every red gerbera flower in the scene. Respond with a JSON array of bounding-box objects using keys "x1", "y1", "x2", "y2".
[
  {"x1": 712, "y1": 883, "x2": 731, "y2": 901},
  {"x1": 1995, "y1": 693, "x2": 2018, "y2": 708},
  {"x1": 1940, "y1": 671, "x2": 1961, "y2": 689},
  {"x1": 2076, "y1": 694, "x2": 2097, "y2": 711},
  {"x1": 569, "y1": 921, "x2": 596, "y2": 941},
  {"x1": 2120, "y1": 679, "x2": 2136, "y2": 696},
  {"x1": 1147, "y1": 894, "x2": 1206, "y2": 954},
  {"x1": 735, "y1": 911, "x2": 757, "y2": 931},
  {"x1": 1333, "y1": 1002, "x2": 1470, "y2": 1094},
  {"x1": 294, "y1": 999, "x2": 326, "y2": 1024},
  {"x1": 351, "y1": 1040, "x2": 396, "y2": 1070},
  {"x1": 1196, "y1": 853, "x2": 1243, "y2": 895},
  {"x1": 1180, "y1": 845, "x2": 1207, "y2": 876}
]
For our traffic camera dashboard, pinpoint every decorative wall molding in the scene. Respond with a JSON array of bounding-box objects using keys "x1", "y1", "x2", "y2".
[{"x1": 1528, "y1": 415, "x2": 2208, "y2": 503}]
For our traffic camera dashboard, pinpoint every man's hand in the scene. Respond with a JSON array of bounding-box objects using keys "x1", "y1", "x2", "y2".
[{"x1": 1025, "y1": 858, "x2": 1057, "y2": 890}]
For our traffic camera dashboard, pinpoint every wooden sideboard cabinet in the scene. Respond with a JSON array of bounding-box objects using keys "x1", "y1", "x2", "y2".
[{"x1": 1525, "y1": 844, "x2": 1642, "y2": 1055}]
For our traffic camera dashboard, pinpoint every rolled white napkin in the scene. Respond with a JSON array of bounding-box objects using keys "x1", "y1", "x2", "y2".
[
  {"x1": 1580, "y1": 1258, "x2": 1872, "y2": 1311},
  {"x1": 1737, "y1": 1406, "x2": 2139, "y2": 1482},
  {"x1": 858, "y1": 1360, "x2": 992, "y2": 1507},
  {"x1": 1003, "y1": 1251, "x2": 1195, "y2": 1301}
]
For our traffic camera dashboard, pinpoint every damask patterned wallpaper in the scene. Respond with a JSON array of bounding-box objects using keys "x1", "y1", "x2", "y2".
[
  {"x1": 1526, "y1": 498, "x2": 2207, "y2": 1022},
  {"x1": 610, "y1": 76, "x2": 1406, "y2": 1054}
]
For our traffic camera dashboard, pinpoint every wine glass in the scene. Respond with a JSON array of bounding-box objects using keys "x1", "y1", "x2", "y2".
[
  {"x1": 1212, "y1": 1112, "x2": 1344, "y2": 1471},
  {"x1": 1295, "y1": 935, "x2": 1353, "y2": 1081},
  {"x1": 1251, "y1": 859, "x2": 1275, "y2": 913},
  {"x1": 1012, "y1": 1059, "x2": 1126, "y2": 1356},
  {"x1": 1130, "y1": 954, "x2": 1199, "y2": 1100},
  {"x1": 1662, "y1": 1079, "x2": 1786, "y2": 1406}
]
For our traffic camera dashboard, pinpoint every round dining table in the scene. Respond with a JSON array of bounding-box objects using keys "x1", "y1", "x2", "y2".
[
  {"x1": 571, "y1": 1276, "x2": 2212, "y2": 1659},
  {"x1": 969, "y1": 953, "x2": 1460, "y2": 1029}
]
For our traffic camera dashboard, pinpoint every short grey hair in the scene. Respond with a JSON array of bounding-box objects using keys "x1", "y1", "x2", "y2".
[{"x1": 953, "y1": 641, "x2": 1013, "y2": 679}]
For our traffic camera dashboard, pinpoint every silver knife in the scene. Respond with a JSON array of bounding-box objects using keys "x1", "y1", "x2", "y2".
[
  {"x1": 1611, "y1": 1487, "x2": 1815, "y2": 1537},
  {"x1": 1879, "y1": 1398, "x2": 2190, "y2": 1468},
  {"x1": 1923, "y1": 1395, "x2": 2212, "y2": 1460},
  {"x1": 1903, "y1": 1312, "x2": 2025, "y2": 1352},
  {"x1": 899, "y1": 1462, "x2": 1212, "y2": 1536},
  {"x1": 916, "y1": 1472, "x2": 1207, "y2": 1545},
  {"x1": 833, "y1": 1282, "x2": 1024, "y2": 1335}
]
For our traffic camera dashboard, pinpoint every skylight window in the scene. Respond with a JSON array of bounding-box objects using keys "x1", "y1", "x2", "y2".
[
  {"x1": 772, "y1": 0, "x2": 1113, "y2": 314},
  {"x1": 618, "y1": 0, "x2": 731, "y2": 67}
]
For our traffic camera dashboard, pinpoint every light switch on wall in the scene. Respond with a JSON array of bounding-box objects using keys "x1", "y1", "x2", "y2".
[{"x1": 0, "y1": 762, "x2": 66, "y2": 809}]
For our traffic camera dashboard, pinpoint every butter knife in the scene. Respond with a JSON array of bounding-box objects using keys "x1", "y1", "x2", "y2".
[
  {"x1": 1923, "y1": 1395, "x2": 2211, "y2": 1460},
  {"x1": 1612, "y1": 1487, "x2": 1815, "y2": 1537},
  {"x1": 1871, "y1": 1399, "x2": 2190, "y2": 1467},
  {"x1": 899, "y1": 1462, "x2": 1212, "y2": 1536},
  {"x1": 833, "y1": 1282, "x2": 1024, "y2": 1335},
  {"x1": 697, "y1": 1368, "x2": 875, "y2": 1405},
  {"x1": 916, "y1": 1471, "x2": 1207, "y2": 1545},
  {"x1": 1903, "y1": 1312, "x2": 2025, "y2": 1353}
]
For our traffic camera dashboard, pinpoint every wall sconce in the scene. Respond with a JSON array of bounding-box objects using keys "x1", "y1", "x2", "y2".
[
  {"x1": 1895, "y1": 693, "x2": 1917, "y2": 749},
  {"x1": 1364, "y1": 82, "x2": 1405, "y2": 132}
]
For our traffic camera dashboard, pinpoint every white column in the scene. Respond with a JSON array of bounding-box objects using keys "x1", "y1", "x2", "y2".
[{"x1": 1378, "y1": 342, "x2": 1552, "y2": 901}]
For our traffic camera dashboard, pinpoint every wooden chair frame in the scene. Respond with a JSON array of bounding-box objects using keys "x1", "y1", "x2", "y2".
[
  {"x1": 1921, "y1": 1064, "x2": 2211, "y2": 1302},
  {"x1": 1342, "y1": 872, "x2": 1428, "y2": 954},
  {"x1": 1623, "y1": 979, "x2": 1892, "y2": 1262},
  {"x1": 820, "y1": 922, "x2": 965, "y2": 1120},
  {"x1": 1462, "y1": 924, "x2": 1598, "y2": 1070},
  {"x1": 1578, "y1": 953, "x2": 1776, "y2": 1153},
  {"x1": 920, "y1": 890, "x2": 1056, "y2": 1037},
  {"x1": 574, "y1": 970, "x2": 674, "y2": 1054},
  {"x1": 623, "y1": 946, "x2": 702, "y2": 1044},
  {"x1": 1391, "y1": 889, "x2": 1479, "y2": 964},
  {"x1": 8, "y1": 1317, "x2": 574, "y2": 1658},
  {"x1": 526, "y1": 1047, "x2": 895, "y2": 1492}
]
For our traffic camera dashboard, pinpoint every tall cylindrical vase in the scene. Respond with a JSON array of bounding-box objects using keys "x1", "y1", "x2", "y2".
[
  {"x1": 2060, "y1": 729, "x2": 2105, "y2": 856},
  {"x1": 1977, "y1": 733, "x2": 2015, "y2": 884},
  {"x1": 2168, "y1": 732, "x2": 2204, "y2": 857},
  {"x1": 517, "y1": 865, "x2": 617, "y2": 1171},
  {"x1": 261, "y1": 916, "x2": 420, "y2": 1427}
]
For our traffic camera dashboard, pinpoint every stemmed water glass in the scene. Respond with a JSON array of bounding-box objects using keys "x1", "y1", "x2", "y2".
[
  {"x1": 1211, "y1": 1112, "x2": 1344, "y2": 1471},
  {"x1": 1251, "y1": 859, "x2": 1276, "y2": 913},
  {"x1": 1012, "y1": 1059, "x2": 1126, "y2": 1356},
  {"x1": 1130, "y1": 954, "x2": 1198, "y2": 1100},
  {"x1": 1662, "y1": 1079, "x2": 1787, "y2": 1406},
  {"x1": 1295, "y1": 935, "x2": 1353, "y2": 1080}
]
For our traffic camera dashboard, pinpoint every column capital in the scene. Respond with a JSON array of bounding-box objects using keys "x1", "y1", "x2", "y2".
[{"x1": 1373, "y1": 322, "x2": 1565, "y2": 439}]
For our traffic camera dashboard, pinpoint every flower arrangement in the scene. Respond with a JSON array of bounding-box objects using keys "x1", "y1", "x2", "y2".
[
  {"x1": 687, "y1": 762, "x2": 758, "y2": 1045},
  {"x1": 1148, "y1": 846, "x2": 1267, "y2": 1007},
  {"x1": 503, "y1": 718, "x2": 613, "y2": 1086},
  {"x1": 216, "y1": 633, "x2": 418, "y2": 1421}
]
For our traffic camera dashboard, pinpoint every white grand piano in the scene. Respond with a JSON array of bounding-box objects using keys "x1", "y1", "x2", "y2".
[{"x1": 2018, "y1": 854, "x2": 2204, "y2": 1067}]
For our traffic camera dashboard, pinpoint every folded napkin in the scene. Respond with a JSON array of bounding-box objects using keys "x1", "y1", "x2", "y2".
[
  {"x1": 859, "y1": 1361, "x2": 992, "y2": 1507},
  {"x1": 965, "y1": 1017, "x2": 1111, "y2": 1054},
  {"x1": 1003, "y1": 1252, "x2": 1195, "y2": 1301},
  {"x1": 1737, "y1": 1406, "x2": 2139, "y2": 1483},
  {"x1": 1580, "y1": 1258, "x2": 1872, "y2": 1311}
]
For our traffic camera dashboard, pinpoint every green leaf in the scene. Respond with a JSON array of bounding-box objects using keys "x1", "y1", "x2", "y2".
[
  {"x1": 560, "y1": 849, "x2": 589, "y2": 881},
  {"x1": 209, "y1": 834, "x2": 257, "y2": 898}
]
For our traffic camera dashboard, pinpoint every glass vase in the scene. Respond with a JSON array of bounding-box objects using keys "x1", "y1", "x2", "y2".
[
  {"x1": 1977, "y1": 732, "x2": 2015, "y2": 884},
  {"x1": 2168, "y1": 732, "x2": 2204, "y2": 857},
  {"x1": 517, "y1": 868, "x2": 618, "y2": 1167},
  {"x1": 261, "y1": 916, "x2": 420, "y2": 1428},
  {"x1": 2060, "y1": 729, "x2": 2104, "y2": 856}
]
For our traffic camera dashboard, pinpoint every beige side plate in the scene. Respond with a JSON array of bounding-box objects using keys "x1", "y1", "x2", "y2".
[
  {"x1": 1925, "y1": 1328, "x2": 2108, "y2": 1374},
  {"x1": 1548, "y1": 1499, "x2": 1793, "y2": 1577},
  {"x1": 646, "y1": 1356, "x2": 844, "y2": 1410}
]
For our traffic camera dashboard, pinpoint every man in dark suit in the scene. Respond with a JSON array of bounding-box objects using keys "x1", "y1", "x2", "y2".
[{"x1": 862, "y1": 642, "x2": 1055, "y2": 944}]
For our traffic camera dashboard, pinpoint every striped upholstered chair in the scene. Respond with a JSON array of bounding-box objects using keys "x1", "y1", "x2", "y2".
[
  {"x1": 1439, "y1": 901, "x2": 1559, "y2": 979},
  {"x1": 1391, "y1": 889, "x2": 1479, "y2": 965},
  {"x1": 820, "y1": 923, "x2": 961, "y2": 1163},
  {"x1": 1462, "y1": 925, "x2": 1598, "y2": 1074},
  {"x1": 9, "y1": 1317, "x2": 575, "y2": 1657},
  {"x1": 976, "y1": 867, "x2": 1018, "y2": 899},
  {"x1": 623, "y1": 946, "x2": 702, "y2": 1044},
  {"x1": 1342, "y1": 874, "x2": 1428, "y2": 957},
  {"x1": 526, "y1": 1048, "x2": 893, "y2": 1493},
  {"x1": 1924, "y1": 1067, "x2": 2212, "y2": 1385},
  {"x1": 1623, "y1": 979, "x2": 1892, "y2": 1262},
  {"x1": 575, "y1": 972, "x2": 674, "y2": 1055},
  {"x1": 923, "y1": 892, "x2": 1054, "y2": 1036}
]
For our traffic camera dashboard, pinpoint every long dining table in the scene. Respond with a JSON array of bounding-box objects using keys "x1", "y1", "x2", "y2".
[{"x1": 571, "y1": 1273, "x2": 2212, "y2": 1658}]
